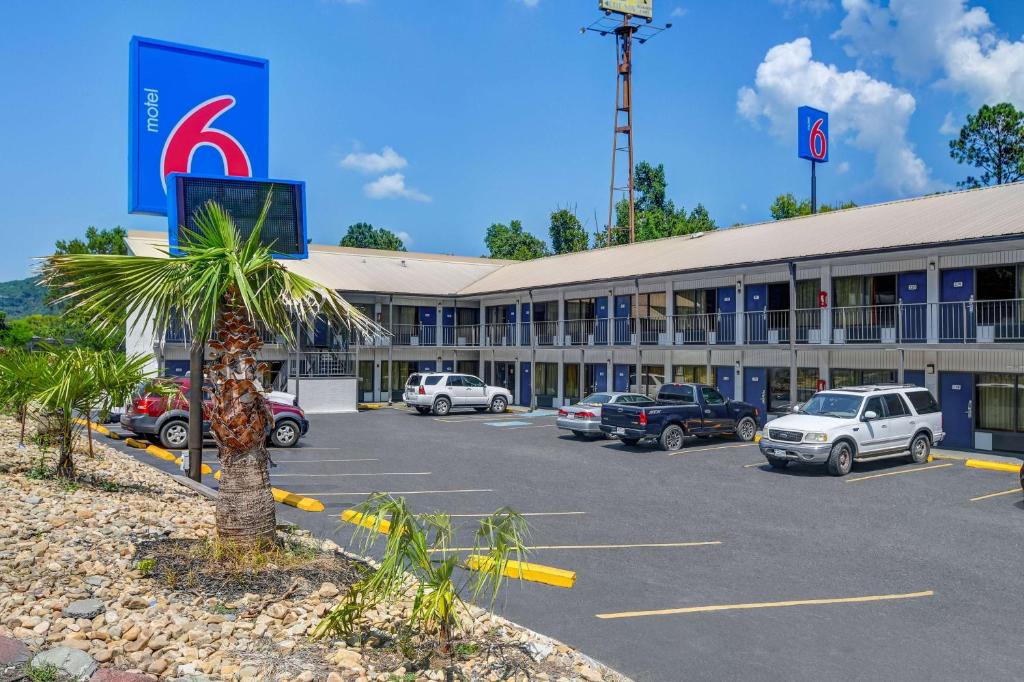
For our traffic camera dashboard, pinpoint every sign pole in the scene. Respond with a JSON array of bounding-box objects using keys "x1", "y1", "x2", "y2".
[
  {"x1": 810, "y1": 160, "x2": 817, "y2": 214},
  {"x1": 187, "y1": 330, "x2": 204, "y2": 483}
]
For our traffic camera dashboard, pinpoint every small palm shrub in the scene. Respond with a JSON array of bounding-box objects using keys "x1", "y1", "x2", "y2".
[{"x1": 313, "y1": 494, "x2": 529, "y2": 654}]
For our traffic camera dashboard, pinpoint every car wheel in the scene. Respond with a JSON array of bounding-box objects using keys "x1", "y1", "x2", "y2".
[
  {"x1": 908, "y1": 433, "x2": 930, "y2": 464},
  {"x1": 490, "y1": 396, "x2": 508, "y2": 413},
  {"x1": 158, "y1": 420, "x2": 189, "y2": 450},
  {"x1": 766, "y1": 457, "x2": 788, "y2": 469},
  {"x1": 432, "y1": 397, "x2": 451, "y2": 416},
  {"x1": 659, "y1": 425, "x2": 685, "y2": 452},
  {"x1": 827, "y1": 441, "x2": 854, "y2": 476},
  {"x1": 415, "y1": 406, "x2": 431, "y2": 414},
  {"x1": 620, "y1": 438, "x2": 641, "y2": 447},
  {"x1": 270, "y1": 420, "x2": 300, "y2": 448},
  {"x1": 735, "y1": 417, "x2": 757, "y2": 442}
]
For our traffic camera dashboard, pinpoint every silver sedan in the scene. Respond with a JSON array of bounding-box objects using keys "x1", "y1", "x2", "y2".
[{"x1": 556, "y1": 392, "x2": 656, "y2": 439}]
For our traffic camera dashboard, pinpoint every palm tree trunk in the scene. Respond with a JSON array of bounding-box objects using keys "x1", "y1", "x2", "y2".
[
  {"x1": 207, "y1": 291, "x2": 277, "y2": 548},
  {"x1": 19, "y1": 406, "x2": 26, "y2": 446},
  {"x1": 56, "y1": 417, "x2": 74, "y2": 478}
]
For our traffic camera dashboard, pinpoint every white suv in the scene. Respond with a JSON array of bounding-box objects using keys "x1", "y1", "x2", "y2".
[
  {"x1": 404, "y1": 373, "x2": 512, "y2": 416},
  {"x1": 758, "y1": 385, "x2": 944, "y2": 476}
]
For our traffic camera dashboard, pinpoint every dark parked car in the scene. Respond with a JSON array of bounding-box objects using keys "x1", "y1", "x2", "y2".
[
  {"x1": 120, "y1": 378, "x2": 309, "y2": 449},
  {"x1": 600, "y1": 383, "x2": 760, "y2": 451}
]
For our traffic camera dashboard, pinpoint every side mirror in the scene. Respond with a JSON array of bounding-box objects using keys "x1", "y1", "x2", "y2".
[
  {"x1": 791, "y1": 404, "x2": 803, "y2": 413},
  {"x1": 863, "y1": 410, "x2": 878, "y2": 421}
]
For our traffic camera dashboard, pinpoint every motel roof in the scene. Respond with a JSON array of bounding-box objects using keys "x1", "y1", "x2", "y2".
[{"x1": 126, "y1": 182, "x2": 1024, "y2": 299}]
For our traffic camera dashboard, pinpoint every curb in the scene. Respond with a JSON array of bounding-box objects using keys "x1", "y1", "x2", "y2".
[
  {"x1": 464, "y1": 555, "x2": 576, "y2": 589},
  {"x1": 965, "y1": 458, "x2": 1022, "y2": 474},
  {"x1": 213, "y1": 470, "x2": 325, "y2": 512}
]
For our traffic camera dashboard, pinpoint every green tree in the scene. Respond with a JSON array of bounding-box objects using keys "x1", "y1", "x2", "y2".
[
  {"x1": 42, "y1": 196, "x2": 383, "y2": 547},
  {"x1": 484, "y1": 220, "x2": 549, "y2": 260},
  {"x1": 0, "y1": 349, "x2": 51, "y2": 445},
  {"x1": 0, "y1": 312, "x2": 123, "y2": 352},
  {"x1": 548, "y1": 207, "x2": 589, "y2": 255},
  {"x1": 769, "y1": 193, "x2": 857, "y2": 220},
  {"x1": 948, "y1": 102, "x2": 1024, "y2": 188},
  {"x1": 596, "y1": 161, "x2": 717, "y2": 246},
  {"x1": 338, "y1": 222, "x2": 407, "y2": 251},
  {"x1": 55, "y1": 227, "x2": 128, "y2": 256}
]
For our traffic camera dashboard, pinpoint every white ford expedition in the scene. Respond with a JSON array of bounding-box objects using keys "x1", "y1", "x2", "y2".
[
  {"x1": 404, "y1": 372, "x2": 512, "y2": 416},
  {"x1": 758, "y1": 385, "x2": 944, "y2": 476}
]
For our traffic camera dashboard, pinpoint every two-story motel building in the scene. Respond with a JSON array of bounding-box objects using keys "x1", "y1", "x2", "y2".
[{"x1": 125, "y1": 182, "x2": 1024, "y2": 454}]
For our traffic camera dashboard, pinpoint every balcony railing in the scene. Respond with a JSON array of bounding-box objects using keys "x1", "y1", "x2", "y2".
[
  {"x1": 390, "y1": 323, "x2": 437, "y2": 346},
  {"x1": 564, "y1": 318, "x2": 607, "y2": 345},
  {"x1": 441, "y1": 324, "x2": 480, "y2": 346},
  {"x1": 744, "y1": 310, "x2": 790, "y2": 344},
  {"x1": 532, "y1": 320, "x2": 558, "y2": 346},
  {"x1": 831, "y1": 303, "x2": 927, "y2": 344},
  {"x1": 638, "y1": 317, "x2": 668, "y2": 345},
  {"x1": 289, "y1": 351, "x2": 356, "y2": 377},
  {"x1": 484, "y1": 322, "x2": 517, "y2": 346},
  {"x1": 672, "y1": 312, "x2": 736, "y2": 345},
  {"x1": 937, "y1": 298, "x2": 1024, "y2": 343}
]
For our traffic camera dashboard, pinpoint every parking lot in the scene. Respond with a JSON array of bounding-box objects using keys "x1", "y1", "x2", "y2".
[{"x1": 107, "y1": 406, "x2": 1024, "y2": 681}]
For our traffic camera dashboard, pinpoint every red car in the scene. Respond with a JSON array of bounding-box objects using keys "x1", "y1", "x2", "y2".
[{"x1": 120, "y1": 378, "x2": 309, "y2": 449}]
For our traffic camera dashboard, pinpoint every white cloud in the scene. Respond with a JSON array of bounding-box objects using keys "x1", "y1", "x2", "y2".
[
  {"x1": 834, "y1": 0, "x2": 1024, "y2": 106},
  {"x1": 395, "y1": 230, "x2": 414, "y2": 248},
  {"x1": 516, "y1": 0, "x2": 540, "y2": 6},
  {"x1": 671, "y1": 7, "x2": 688, "y2": 18},
  {"x1": 837, "y1": 161, "x2": 850, "y2": 174},
  {"x1": 340, "y1": 146, "x2": 408, "y2": 174},
  {"x1": 737, "y1": 37, "x2": 936, "y2": 196},
  {"x1": 739, "y1": 202, "x2": 748, "y2": 211},
  {"x1": 939, "y1": 111, "x2": 959, "y2": 135},
  {"x1": 364, "y1": 173, "x2": 431, "y2": 202}
]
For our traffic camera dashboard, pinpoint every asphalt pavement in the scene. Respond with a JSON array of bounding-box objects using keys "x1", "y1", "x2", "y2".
[{"x1": 103, "y1": 407, "x2": 1024, "y2": 681}]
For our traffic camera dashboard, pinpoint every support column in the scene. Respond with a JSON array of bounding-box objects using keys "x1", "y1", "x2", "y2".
[
  {"x1": 556, "y1": 353, "x2": 565, "y2": 407},
  {"x1": 819, "y1": 265, "x2": 831, "y2": 345},
  {"x1": 735, "y1": 277, "x2": 746, "y2": 345},
  {"x1": 557, "y1": 290, "x2": 566, "y2": 345},
  {"x1": 926, "y1": 254, "x2": 939, "y2": 344},
  {"x1": 788, "y1": 263, "x2": 798, "y2": 406},
  {"x1": 665, "y1": 281, "x2": 675, "y2": 346},
  {"x1": 387, "y1": 297, "x2": 394, "y2": 405}
]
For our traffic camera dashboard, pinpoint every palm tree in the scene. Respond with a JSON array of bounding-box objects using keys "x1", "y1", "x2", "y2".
[
  {"x1": 41, "y1": 197, "x2": 382, "y2": 547},
  {"x1": 0, "y1": 349, "x2": 51, "y2": 446}
]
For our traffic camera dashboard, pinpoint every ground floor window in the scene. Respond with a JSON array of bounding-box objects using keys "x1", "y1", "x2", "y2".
[
  {"x1": 976, "y1": 373, "x2": 1018, "y2": 432},
  {"x1": 641, "y1": 364, "x2": 664, "y2": 397},
  {"x1": 564, "y1": 364, "x2": 580, "y2": 404},
  {"x1": 358, "y1": 360, "x2": 374, "y2": 399},
  {"x1": 391, "y1": 361, "x2": 416, "y2": 399},
  {"x1": 672, "y1": 365, "x2": 708, "y2": 385},
  {"x1": 797, "y1": 367, "x2": 819, "y2": 403},
  {"x1": 831, "y1": 368, "x2": 898, "y2": 388},
  {"x1": 767, "y1": 367, "x2": 790, "y2": 414},
  {"x1": 456, "y1": 359, "x2": 477, "y2": 376},
  {"x1": 534, "y1": 363, "x2": 557, "y2": 398}
]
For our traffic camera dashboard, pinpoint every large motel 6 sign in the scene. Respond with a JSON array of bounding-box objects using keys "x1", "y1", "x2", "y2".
[
  {"x1": 797, "y1": 105, "x2": 829, "y2": 163},
  {"x1": 128, "y1": 36, "x2": 269, "y2": 215}
]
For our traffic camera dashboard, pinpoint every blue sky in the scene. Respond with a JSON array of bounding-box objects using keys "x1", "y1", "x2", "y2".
[{"x1": 1, "y1": 0, "x2": 1023, "y2": 279}]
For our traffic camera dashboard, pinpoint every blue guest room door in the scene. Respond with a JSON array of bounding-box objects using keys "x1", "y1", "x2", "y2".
[
  {"x1": 744, "y1": 367, "x2": 767, "y2": 425},
  {"x1": 939, "y1": 372, "x2": 974, "y2": 448}
]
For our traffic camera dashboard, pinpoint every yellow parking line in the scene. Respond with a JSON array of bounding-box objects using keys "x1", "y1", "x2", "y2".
[
  {"x1": 310, "y1": 488, "x2": 494, "y2": 497},
  {"x1": 668, "y1": 443, "x2": 752, "y2": 457},
  {"x1": 844, "y1": 463, "x2": 953, "y2": 483},
  {"x1": 271, "y1": 471, "x2": 431, "y2": 478},
  {"x1": 449, "y1": 511, "x2": 587, "y2": 518},
  {"x1": 440, "y1": 541, "x2": 720, "y2": 552},
  {"x1": 595, "y1": 590, "x2": 934, "y2": 620},
  {"x1": 970, "y1": 487, "x2": 1022, "y2": 502}
]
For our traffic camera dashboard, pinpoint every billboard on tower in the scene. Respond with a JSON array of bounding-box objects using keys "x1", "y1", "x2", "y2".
[
  {"x1": 797, "y1": 105, "x2": 829, "y2": 163},
  {"x1": 128, "y1": 36, "x2": 269, "y2": 215},
  {"x1": 599, "y1": 0, "x2": 653, "y2": 19}
]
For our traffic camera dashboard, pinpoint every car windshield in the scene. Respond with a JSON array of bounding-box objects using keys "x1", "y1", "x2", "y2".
[
  {"x1": 799, "y1": 392, "x2": 864, "y2": 418},
  {"x1": 580, "y1": 393, "x2": 613, "y2": 405}
]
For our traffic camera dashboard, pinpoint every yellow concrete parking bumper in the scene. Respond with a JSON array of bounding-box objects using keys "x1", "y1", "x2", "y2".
[
  {"x1": 340, "y1": 509, "x2": 391, "y2": 533},
  {"x1": 213, "y1": 470, "x2": 325, "y2": 512},
  {"x1": 964, "y1": 458, "x2": 1022, "y2": 474},
  {"x1": 464, "y1": 555, "x2": 576, "y2": 589}
]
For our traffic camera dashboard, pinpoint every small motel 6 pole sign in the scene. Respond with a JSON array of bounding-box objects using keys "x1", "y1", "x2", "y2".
[{"x1": 797, "y1": 105, "x2": 828, "y2": 213}]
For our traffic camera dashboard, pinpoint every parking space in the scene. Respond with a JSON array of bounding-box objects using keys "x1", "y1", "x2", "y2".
[{"x1": 103, "y1": 407, "x2": 1024, "y2": 681}]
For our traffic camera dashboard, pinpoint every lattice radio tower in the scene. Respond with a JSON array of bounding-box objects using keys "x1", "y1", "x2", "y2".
[{"x1": 582, "y1": 5, "x2": 671, "y2": 245}]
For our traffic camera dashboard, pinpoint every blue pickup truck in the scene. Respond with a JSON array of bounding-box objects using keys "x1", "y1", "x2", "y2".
[{"x1": 599, "y1": 383, "x2": 760, "y2": 451}]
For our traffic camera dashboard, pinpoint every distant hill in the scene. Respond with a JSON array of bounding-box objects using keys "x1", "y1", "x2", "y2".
[{"x1": 0, "y1": 277, "x2": 57, "y2": 319}]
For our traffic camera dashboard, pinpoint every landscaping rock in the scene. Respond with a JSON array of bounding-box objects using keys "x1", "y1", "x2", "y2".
[
  {"x1": 24, "y1": 495, "x2": 42, "y2": 505},
  {"x1": 0, "y1": 635, "x2": 31, "y2": 665},
  {"x1": 64, "y1": 598, "x2": 106, "y2": 619},
  {"x1": 31, "y1": 646, "x2": 98, "y2": 681},
  {"x1": 90, "y1": 670, "x2": 153, "y2": 682}
]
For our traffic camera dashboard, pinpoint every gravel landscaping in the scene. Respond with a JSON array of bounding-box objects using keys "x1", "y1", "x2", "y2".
[{"x1": 0, "y1": 417, "x2": 627, "y2": 682}]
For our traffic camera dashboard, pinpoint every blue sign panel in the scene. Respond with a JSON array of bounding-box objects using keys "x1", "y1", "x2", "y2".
[
  {"x1": 129, "y1": 36, "x2": 269, "y2": 214},
  {"x1": 797, "y1": 106, "x2": 828, "y2": 163}
]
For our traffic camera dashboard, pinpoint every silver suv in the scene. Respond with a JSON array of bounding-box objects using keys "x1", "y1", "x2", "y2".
[
  {"x1": 758, "y1": 384, "x2": 945, "y2": 476},
  {"x1": 404, "y1": 373, "x2": 512, "y2": 416}
]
